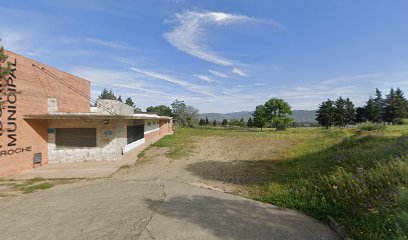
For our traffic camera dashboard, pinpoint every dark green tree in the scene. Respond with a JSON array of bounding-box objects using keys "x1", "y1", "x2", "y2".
[
  {"x1": 355, "y1": 107, "x2": 366, "y2": 123},
  {"x1": 212, "y1": 120, "x2": 217, "y2": 126},
  {"x1": 264, "y1": 98, "x2": 293, "y2": 130},
  {"x1": 97, "y1": 88, "x2": 117, "y2": 100},
  {"x1": 221, "y1": 119, "x2": 228, "y2": 126},
  {"x1": 253, "y1": 105, "x2": 268, "y2": 131},
  {"x1": 117, "y1": 95, "x2": 123, "y2": 102},
  {"x1": 205, "y1": 116, "x2": 209, "y2": 125},
  {"x1": 394, "y1": 88, "x2": 408, "y2": 119},
  {"x1": 364, "y1": 98, "x2": 377, "y2": 122},
  {"x1": 199, "y1": 118, "x2": 206, "y2": 126},
  {"x1": 316, "y1": 99, "x2": 335, "y2": 128},
  {"x1": 247, "y1": 117, "x2": 254, "y2": 128},
  {"x1": 344, "y1": 98, "x2": 356, "y2": 126},
  {"x1": 125, "y1": 97, "x2": 135, "y2": 107},
  {"x1": 239, "y1": 118, "x2": 245, "y2": 126},
  {"x1": 146, "y1": 105, "x2": 173, "y2": 117},
  {"x1": 334, "y1": 97, "x2": 347, "y2": 127},
  {"x1": 229, "y1": 119, "x2": 240, "y2": 126},
  {"x1": 383, "y1": 88, "x2": 397, "y2": 122},
  {"x1": 373, "y1": 88, "x2": 384, "y2": 122}
]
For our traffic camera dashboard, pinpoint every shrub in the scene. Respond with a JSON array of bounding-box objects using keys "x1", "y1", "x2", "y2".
[
  {"x1": 393, "y1": 118, "x2": 408, "y2": 125},
  {"x1": 358, "y1": 123, "x2": 385, "y2": 131}
]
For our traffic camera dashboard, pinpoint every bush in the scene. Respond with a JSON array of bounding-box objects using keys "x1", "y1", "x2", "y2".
[
  {"x1": 393, "y1": 118, "x2": 408, "y2": 125},
  {"x1": 358, "y1": 123, "x2": 385, "y2": 131}
]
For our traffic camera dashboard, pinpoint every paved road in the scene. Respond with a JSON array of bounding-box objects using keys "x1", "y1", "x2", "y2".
[
  {"x1": 0, "y1": 147, "x2": 339, "y2": 240},
  {"x1": 0, "y1": 179, "x2": 337, "y2": 240}
]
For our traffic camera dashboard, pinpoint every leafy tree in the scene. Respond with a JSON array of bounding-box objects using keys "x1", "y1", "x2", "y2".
[
  {"x1": 344, "y1": 98, "x2": 356, "y2": 126},
  {"x1": 125, "y1": 97, "x2": 135, "y2": 107},
  {"x1": 316, "y1": 99, "x2": 335, "y2": 128},
  {"x1": 372, "y1": 88, "x2": 385, "y2": 122},
  {"x1": 146, "y1": 105, "x2": 173, "y2": 117},
  {"x1": 381, "y1": 88, "x2": 408, "y2": 122},
  {"x1": 264, "y1": 98, "x2": 293, "y2": 130},
  {"x1": 355, "y1": 107, "x2": 366, "y2": 123},
  {"x1": 229, "y1": 119, "x2": 241, "y2": 126},
  {"x1": 97, "y1": 88, "x2": 117, "y2": 100},
  {"x1": 239, "y1": 118, "x2": 245, "y2": 126},
  {"x1": 199, "y1": 118, "x2": 206, "y2": 126},
  {"x1": 212, "y1": 120, "x2": 217, "y2": 126},
  {"x1": 394, "y1": 88, "x2": 408, "y2": 119},
  {"x1": 364, "y1": 98, "x2": 377, "y2": 122},
  {"x1": 205, "y1": 116, "x2": 209, "y2": 125},
  {"x1": 186, "y1": 105, "x2": 199, "y2": 126},
  {"x1": 247, "y1": 117, "x2": 254, "y2": 128},
  {"x1": 0, "y1": 45, "x2": 11, "y2": 107},
  {"x1": 221, "y1": 119, "x2": 228, "y2": 126},
  {"x1": 171, "y1": 99, "x2": 188, "y2": 127},
  {"x1": 171, "y1": 99, "x2": 199, "y2": 127},
  {"x1": 334, "y1": 97, "x2": 347, "y2": 126},
  {"x1": 117, "y1": 95, "x2": 123, "y2": 102},
  {"x1": 253, "y1": 105, "x2": 268, "y2": 131}
]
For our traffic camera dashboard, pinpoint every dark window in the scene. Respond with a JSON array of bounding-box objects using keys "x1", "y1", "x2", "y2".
[
  {"x1": 56, "y1": 128, "x2": 96, "y2": 148},
  {"x1": 127, "y1": 125, "x2": 144, "y2": 144}
]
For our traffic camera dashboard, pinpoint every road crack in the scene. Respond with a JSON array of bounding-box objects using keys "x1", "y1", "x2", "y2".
[{"x1": 136, "y1": 183, "x2": 166, "y2": 240}]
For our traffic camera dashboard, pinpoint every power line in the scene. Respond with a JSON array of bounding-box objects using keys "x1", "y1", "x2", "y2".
[{"x1": 32, "y1": 64, "x2": 118, "y2": 116}]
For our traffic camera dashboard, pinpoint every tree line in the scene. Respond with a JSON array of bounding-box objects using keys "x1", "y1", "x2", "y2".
[
  {"x1": 96, "y1": 89, "x2": 200, "y2": 127},
  {"x1": 96, "y1": 88, "x2": 141, "y2": 112},
  {"x1": 316, "y1": 88, "x2": 408, "y2": 128}
]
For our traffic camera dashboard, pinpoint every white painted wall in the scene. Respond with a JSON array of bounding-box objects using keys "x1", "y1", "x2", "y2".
[{"x1": 144, "y1": 119, "x2": 160, "y2": 134}]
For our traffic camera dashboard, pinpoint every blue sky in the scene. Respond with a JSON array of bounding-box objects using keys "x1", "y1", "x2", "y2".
[{"x1": 1, "y1": 0, "x2": 408, "y2": 113}]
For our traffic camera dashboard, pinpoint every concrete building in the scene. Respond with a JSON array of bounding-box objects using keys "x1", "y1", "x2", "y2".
[{"x1": 0, "y1": 50, "x2": 172, "y2": 178}]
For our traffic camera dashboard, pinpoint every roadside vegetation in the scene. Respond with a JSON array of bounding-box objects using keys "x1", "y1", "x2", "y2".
[{"x1": 153, "y1": 126, "x2": 408, "y2": 239}]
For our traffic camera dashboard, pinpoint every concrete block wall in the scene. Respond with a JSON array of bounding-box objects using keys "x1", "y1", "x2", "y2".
[
  {"x1": 48, "y1": 119, "x2": 127, "y2": 164},
  {"x1": 96, "y1": 100, "x2": 134, "y2": 116}
]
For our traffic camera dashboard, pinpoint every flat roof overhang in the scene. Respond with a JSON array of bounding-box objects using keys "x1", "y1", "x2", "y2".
[{"x1": 23, "y1": 113, "x2": 172, "y2": 120}]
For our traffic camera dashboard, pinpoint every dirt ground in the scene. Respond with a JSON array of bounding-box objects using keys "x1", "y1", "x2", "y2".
[
  {"x1": 0, "y1": 134, "x2": 339, "y2": 239},
  {"x1": 114, "y1": 135, "x2": 295, "y2": 196}
]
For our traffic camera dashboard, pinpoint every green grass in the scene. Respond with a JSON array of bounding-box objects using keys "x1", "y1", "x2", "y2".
[
  {"x1": 153, "y1": 126, "x2": 408, "y2": 239},
  {"x1": 22, "y1": 182, "x2": 54, "y2": 194},
  {"x1": 357, "y1": 122, "x2": 386, "y2": 131}
]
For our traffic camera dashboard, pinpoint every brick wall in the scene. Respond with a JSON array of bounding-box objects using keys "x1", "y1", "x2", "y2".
[{"x1": 0, "y1": 51, "x2": 91, "y2": 177}]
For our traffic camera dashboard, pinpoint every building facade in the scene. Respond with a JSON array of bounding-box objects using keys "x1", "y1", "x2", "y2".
[{"x1": 0, "y1": 50, "x2": 172, "y2": 178}]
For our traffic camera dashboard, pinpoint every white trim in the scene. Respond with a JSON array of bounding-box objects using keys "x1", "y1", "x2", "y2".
[
  {"x1": 123, "y1": 138, "x2": 145, "y2": 153},
  {"x1": 144, "y1": 128, "x2": 159, "y2": 135}
]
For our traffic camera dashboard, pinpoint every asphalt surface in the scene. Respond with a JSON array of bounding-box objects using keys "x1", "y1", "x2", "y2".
[{"x1": 0, "y1": 177, "x2": 338, "y2": 240}]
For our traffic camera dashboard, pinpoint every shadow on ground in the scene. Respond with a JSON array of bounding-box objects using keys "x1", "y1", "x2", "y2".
[
  {"x1": 185, "y1": 160, "x2": 275, "y2": 185},
  {"x1": 145, "y1": 195, "x2": 336, "y2": 240},
  {"x1": 185, "y1": 135, "x2": 408, "y2": 187}
]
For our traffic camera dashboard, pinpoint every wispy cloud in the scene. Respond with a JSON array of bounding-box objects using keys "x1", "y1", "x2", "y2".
[
  {"x1": 232, "y1": 67, "x2": 247, "y2": 77},
  {"x1": 164, "y1": 10, "x2": 281, "y2": 72},
  {"x1": 0, "y1": 29, "x2": 28, "y2": 52},
  {"x1": 85, "y1": 38, "x2": 133, "y2": 50},
  {"x1": 209, "y1": 69, "x2": 229, "y2": 78},
  {"x1": 131, "y1": 67, "x2": 216, "y2": 97},
  {"x1": 320, "y1": 73, "x2": 381, "y2": 85},
  {"x1": 193, "y1": 74, "x2": 218, "y2": 83}
]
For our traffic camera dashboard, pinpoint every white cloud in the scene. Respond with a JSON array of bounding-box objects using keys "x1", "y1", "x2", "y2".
[
  {"x1": 209, "y1": 69, "x2": 229, "y2": 78},
  {"x1": 0, "y1": 29, "x2": 27, "y2": 52},
  {"x1": 85, "y1": 38, "x2": 132, "y2": 50},
  {"x1": 320, "y1": 73, "x2": 381, "y2": 85},
  {"x1": 232, "y1": 67, "x2": 247, "y2": 77},
  {"x1": 164, "y1": 10, "x2": 279, "y2": 68},
  {"x1": 130, "y1": 67, "x2": 216, "y2": 97},
  {"x1": 193, "y1": 74, "x2": 217, "y2": 83}
]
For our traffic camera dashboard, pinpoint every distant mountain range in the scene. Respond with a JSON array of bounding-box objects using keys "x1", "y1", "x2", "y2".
[{"x1": 199, "y1": 110, "x2": 317, "y2": 123}]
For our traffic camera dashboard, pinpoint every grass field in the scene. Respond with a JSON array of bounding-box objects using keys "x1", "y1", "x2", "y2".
[{"x1": 152, "y1": 125, "x2": 408, "y2": 239}]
